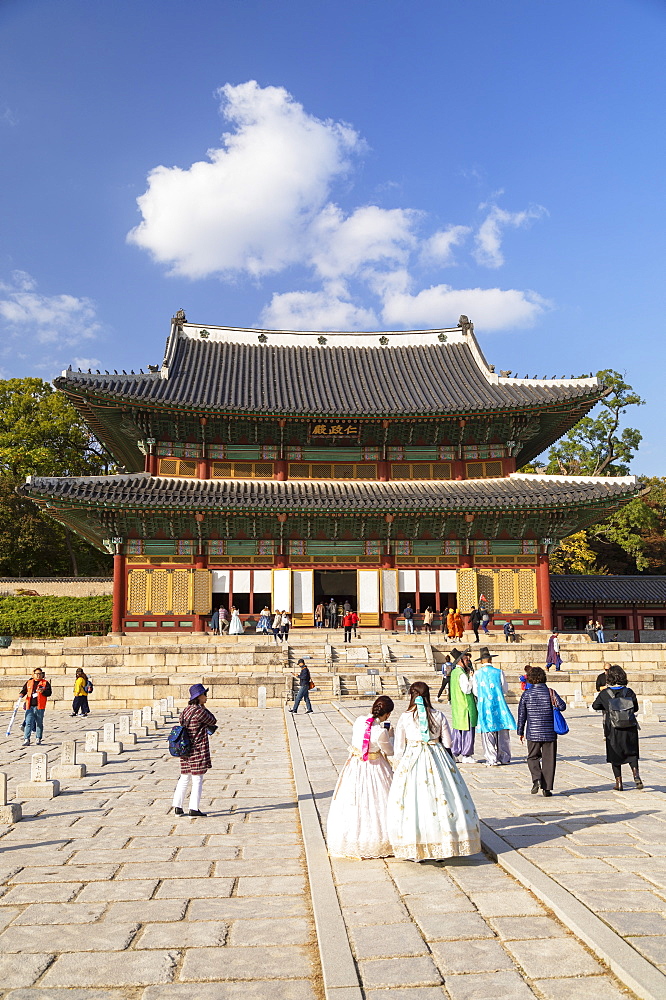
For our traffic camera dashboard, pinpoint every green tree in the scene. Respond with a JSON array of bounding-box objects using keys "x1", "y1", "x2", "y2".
[
  {"x1": 545, "y1": 370, "x2": 644, "y2": 476},
  {"x1": 0, "y1": 378, "x2": 113, "y2": 577}
]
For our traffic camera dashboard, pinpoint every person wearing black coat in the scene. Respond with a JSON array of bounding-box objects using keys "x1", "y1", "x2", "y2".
[
  {"x1": 517, "y1": 666, "x2": 566, "y2": 797},
  {"x1": 592, "y1": 664, "x2": 642, "y2": 791},
  {"x1": 289, "y1": 658, "x2": 313, "y2": 714}
]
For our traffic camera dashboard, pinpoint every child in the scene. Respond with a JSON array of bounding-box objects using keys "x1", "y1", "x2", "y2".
[
  {"x1": 387, "y1": 682, "x2": 481, "y2": 861},
  {"x1": 327, "y1": 696, "x2": 395, "y2": 859},
  {"x1": 172, "y1": 683, "x2": 217, "y2": 817}
]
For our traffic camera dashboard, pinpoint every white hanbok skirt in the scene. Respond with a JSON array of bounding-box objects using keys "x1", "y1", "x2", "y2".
[
  {"x1": 327, "y1": 749, "x2": 394, "y2": 859},
  {"x1": 387, "y1": 741, "x2": 481, "y2": 861}
]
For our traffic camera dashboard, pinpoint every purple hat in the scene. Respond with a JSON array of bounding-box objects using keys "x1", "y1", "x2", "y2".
[{"x1": 189, "y1": 683, "x2": 208, "y2": 700}]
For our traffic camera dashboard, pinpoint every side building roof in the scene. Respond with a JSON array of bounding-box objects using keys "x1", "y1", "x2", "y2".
[{"x1": 551, "y1": 575, "x2": 666, "y2": 606}]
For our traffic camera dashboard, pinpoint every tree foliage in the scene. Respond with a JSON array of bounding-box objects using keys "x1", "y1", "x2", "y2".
[
  {"x1": 0, "y1": 595, "x2": 112, "y2": 637},
  {"x1": 545, "y1": 370, "x2": 644, "y2": 476},
  {"x1": 0, "y1": 378, "x2": 113, "y2": 577}
]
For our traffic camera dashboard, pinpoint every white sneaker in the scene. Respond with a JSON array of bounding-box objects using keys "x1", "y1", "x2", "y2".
[
  {"x1": 460, "y1": 756, "x2": 476, "y2": 763},
  {"x1": 22, "y1": 740, "x2": 30, "y2": 747}
]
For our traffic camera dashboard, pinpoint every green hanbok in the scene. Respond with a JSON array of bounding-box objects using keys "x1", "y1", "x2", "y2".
[{"x1": 449, "y1": 665, "x2": 478, "y2": 758}]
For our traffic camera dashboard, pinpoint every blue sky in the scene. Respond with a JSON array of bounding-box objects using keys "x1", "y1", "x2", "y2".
[{"x1": 1, "y1": 0, "x2": 664, "y2": 473}]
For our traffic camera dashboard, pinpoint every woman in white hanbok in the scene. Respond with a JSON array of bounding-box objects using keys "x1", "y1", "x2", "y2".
[
  {"x1": 387, "y1": 682, "x2": 481, "y2": 862},
  {"x1": 228, "y1": 607, "x2": 244, "y2": 635},
  {"x1": 327, "y1": 696, "x2": 395, "y2": 859}
]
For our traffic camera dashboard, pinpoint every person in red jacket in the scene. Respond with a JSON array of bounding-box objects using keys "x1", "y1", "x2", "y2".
[
  {"x1": 343, "y1": 610, "x2": 355, "y2": 643},
  {"x1": 20, "y1": 668, "x2": 52, "y2": 747},
  {"x1": 351, "y1": 610, "x2": 359, "y2": 638}
]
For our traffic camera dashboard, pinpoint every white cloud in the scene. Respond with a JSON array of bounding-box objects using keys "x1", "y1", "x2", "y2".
[
  {"x1": 261, "y1": 287, "x2": 378, "y2": 331},
  {"x1": 474, "y1": 204, "x2": 546, "y2": 268},
  {"x1": 421, "y1": 225, "x2": 471, "y2": 266},
  {"x1": 129, "y1": 81, "x2": 550, "y2": 333},
  {"x1": 381, "y1": 283, "x2": 550, "y2": 331},
  {"x1": 128, "y1": 81, "x2": 363, "y2": 278},
  {"x1": 0, "y1": 270, "x2": 101, "y2": 376}
]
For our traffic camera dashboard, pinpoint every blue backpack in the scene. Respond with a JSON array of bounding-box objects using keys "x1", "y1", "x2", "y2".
[{"x1": 168, "y1": 724, "x2": 192, "y2": 758}]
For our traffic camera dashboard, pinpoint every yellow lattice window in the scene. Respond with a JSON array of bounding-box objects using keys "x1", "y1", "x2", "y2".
[
  {"x1": 210, "y1": 461, "x2": 274, "y2": 478},
  {"x1": 391, "y1": 462, "x2": 451, "y2": 479},
  {"x1": 193, "y1": 569, "x2": 212, "y2": 614},
  {"x1": 498, "y1": 569, "x2": 515, "y2": 614},
  {"x1": 287, "y1": 463, "x2": 377, "y2": 479},
  {"x1": 465, "y1": 461, "x2": 504, "y2": 479},
  {"x1": 456, "y1": 568, "x2": 477, "y2": 614},
  {"x1": 172, "y1": 570, "x2": 190, "y2": 614},
  {"x1": 518, "y1": 568, "x2": 537, "y2": 613},
  {"x1": 158, "y1": 458, "x2": 197, "y2": 477},
  {"x1": 127, "y1": 569, "x2": 148, "y2": 614},
  {"x1": 150, "y1": 570, "x2": 170, "y2": 614},
  {"x1": 477, "y1": 571, "x2": 496, "y2": 612}
]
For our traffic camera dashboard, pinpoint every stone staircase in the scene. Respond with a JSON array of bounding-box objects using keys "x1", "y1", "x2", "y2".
[{"x1": 0, "y1": 629, "x2": 665, "y2": 712}]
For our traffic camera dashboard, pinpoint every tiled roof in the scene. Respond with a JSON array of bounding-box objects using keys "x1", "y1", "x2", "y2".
[
  {"x1": 55, "y1": 333, "x2": 604, "y2": 417},
  {"x1": 21, "y1": 472, "x2": 639, "y2": 513},
  {"x1": 551, "y1": 576, "x2": 666, "y2": 605}
]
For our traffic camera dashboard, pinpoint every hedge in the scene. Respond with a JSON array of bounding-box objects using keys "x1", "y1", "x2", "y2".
[{"x1": 0, "y1": 595, "x2": 113, "y2": 638}]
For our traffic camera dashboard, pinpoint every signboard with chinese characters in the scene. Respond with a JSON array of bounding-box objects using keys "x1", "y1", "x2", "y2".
[{"x1": 309, "y1": 421, "x2": 360, "y2": 440}]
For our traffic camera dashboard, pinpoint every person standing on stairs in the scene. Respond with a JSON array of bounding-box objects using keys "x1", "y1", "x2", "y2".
[
  {"x1": 289, "y1": 658, "x2": 314, "y2": 714},
  {"x1": 343, "y1": 609, "x2": 354, "y2": 642}
]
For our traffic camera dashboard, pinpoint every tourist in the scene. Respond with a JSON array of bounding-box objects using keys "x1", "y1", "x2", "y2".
[
  {"x1": 19, "y1": 668, "x2": 52, "y2": 747},
  {"x1": 422, "y1": 606, "x2": 434, "y2": 633},
  {"x1": 481, "y1": 609, "x2": 491, "y2": 635},
  {"x1": 280, "y1": 611, "x2": 291, "y2": 641},
  {"x1": 403, "y1": 603, "x2": 414, "y2": 634},
  {"x1": 229, "y1": 607, "x2": 244, "y2": 634},
  {"x1": 209, "y1": 608, "x2": 220, "y2": 635},
  {"x1": 468, "y1": 605, "x2": 482, "y2": 643},
  {"x1": 342, "y1": 608, "x2": 354, "y2": 643},
  {"x1": 472, "y1": 647, "x2": 516, "y2": 766},
  {"x1": 218, "y1": 607, "x2": 229, "y2": 633},
  {"x1": 592, "y1": 665, "x2": 642, "y2": 791},
  {"x1": 436, "y1": 651, "x2": 455, "y2": 700},
  {"x1": 446, "y1": 607, "x2": 456, "y2": 640},
  {"x1": 586, "y1": 619, "x2": 597, "y2": 642},
  {"x1": 289, "y1": 658, "x2": 313, "y2": 714},
  {"x1": 343, "y1": 600, "x2": 352, "y2": 614},
  {"x1": 172, "y1": 683, "x2": 217, "y2": 817},
  {"x1": 327, "y1": 598, "x2": 338, "y2": 629},
  {"x1": 351, "y1": 610, "x2": 359, "y2": 637},
  {"x1": 452, "y1": 609, "x2": 464, "y2": 640},
  {"x1": 386, "y1": 681, "x2": 481, "y2": 861},
  {"x1": 519, "y1": 664, "x2": 534, "y2": 691},
  {"x1": 256, "y1": 606, "x2": 272, "y2": 634},
  {"x1": 545, "y1": 629, "x2": 562, "y2": 671},
  {"x1": 314, "y1": 601, "x2": 325, "y2": 628},
  {"x1": 326, "y1": 695, "x2": 395, "y2": 858},
  {"x1": 503, "y1": 621, "x2": 516, "y2": 643},
  {"x1": 271, "y1": 610, "x2": 282, "y2": 643},
  {"x1": 517, "y1": 666, "x2": 566, "y2": 797},
  {"x1": 595, "y1": 619, "x2": 606, "y2": 643},
  {"x1": 450, "y1": 651, "x2": 478, "y2": 762},
  {"x1": 596, "y1": 662, "x2": 611, "y2": 692},
  {"x1": 71, "y1": 668, "x2": 90, "y2": 717}
]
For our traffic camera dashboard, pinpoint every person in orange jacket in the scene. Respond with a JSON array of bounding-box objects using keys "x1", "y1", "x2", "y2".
[
  {"x1": 446, "y1": 608, "x2": 456, "y2": 640},
  {"x1": 453, "y1": 609, "x2": 465, "y2": 640},
  {"x1": 19, "y1": 668, "x2": 52, "y2": 746}
]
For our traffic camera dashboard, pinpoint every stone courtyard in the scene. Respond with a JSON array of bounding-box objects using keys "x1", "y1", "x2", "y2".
[{"x1": 0, "y1": 697, "x2": 664, "y2": 999}]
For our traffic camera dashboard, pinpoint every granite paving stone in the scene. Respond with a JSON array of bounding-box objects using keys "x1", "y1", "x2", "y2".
[
  {"x1": 627, "y1": 935, "x2": 666, "y2": 966},
  {"x1": 235, "y1": 874, "x2": 306, "y2": 896},
  {"x1": 142, "y1": 982, "x2": 317, "y2": 999},
  {"x1": 530, "y1": 978, "x2": 629, "y2": 1000},
  {"x1": 228, "y1": 917, "x2": 312, "y2": 946},
  {"x1": 102, "y1": 899, "x2": 189, "y2": 923},
  {"x1": 0, "y1": 921, "x2": 140, "y2": 953},
  {"x1": 155, "y1": 877, "x2": 234, "y2": 898},
  {"x1": 178, "y1": 944, "x2": 313, "y2": 981},
  {"x1": 0, "y1": 953, "x2": 55, "y2": 989},
  {"x1": 41, "y1": 950, "x2": 179, "y2": 987},
  {"x1": 77, "y1": 879, "x2": 159, "y2": 902},
  {"x1": 430, "y1": 939, "x2": 516, "y2": 974},
  {"x1": 358, "y1": 956, "x2": 443, "y2": 988},
  {"x1": 487, "y1": 915, "x2": 568, "y2": 939},
  {"x1": 444, "y1": 970, "x2": 539, "y2": 999},
  {"x1": 348, "y1": 921, "x2": 429, "y2": 959},
  {"x1": 187, "y1": 895, "x2": 308, "y2": 921},
  {"x1": 504, "y1": 937, "x2": 604, "y2": 977},
  {"x1": 137, "y1": 920, "x2": 228, "y2": 948},
  {"x1": 0, "y1": 881, "x2": 83, "y2": 904}
]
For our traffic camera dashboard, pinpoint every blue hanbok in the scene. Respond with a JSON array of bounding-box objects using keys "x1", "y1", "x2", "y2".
[{"x1": 472, "y1": 663, "x2": 516, "y2": 766}]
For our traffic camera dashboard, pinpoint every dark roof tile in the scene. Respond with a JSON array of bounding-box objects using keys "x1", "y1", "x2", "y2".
[{"x1": 551, "y1": 576, "x2": 666, "y2": 605}]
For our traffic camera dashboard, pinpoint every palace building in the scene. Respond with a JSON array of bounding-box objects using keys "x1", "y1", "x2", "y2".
[{"x1": 21, "y1": 312, "x2": 640, "y2": 633}]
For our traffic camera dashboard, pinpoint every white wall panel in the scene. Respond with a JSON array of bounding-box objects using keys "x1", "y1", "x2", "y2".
[
  {"x1": 419, "y1": 569, "x2": 437, "y2": 592},
  {"x1": 358, "y1": 570, "x2": 380, "y2": 613},
  {"x1": 253, "y1": 570, "x2": 272, "y2": 593},
  {"x1": 272, "y1": 569, "x2": 291, "y2": 611},
  {"x1": 211, "y1": 570, "x2": 230, "y2": 594},
  {"x1": 381, "y1": 570, "x2": 398, "y2": 612},
  {"x1": 292, "y1": 570, "x2": 314, "y2": 614},
  {"x1": 232, "y1": 569, "x2": 251, "y2": 593},
  {"x1": 398, "y1": 569, "x2": 417, "y2": 592},
  {"x1": 439, "y1": 569, "x2": 458, "y2": 592}
]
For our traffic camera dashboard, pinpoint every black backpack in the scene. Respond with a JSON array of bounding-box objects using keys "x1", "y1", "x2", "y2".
[{"x1": 607, "y1": 688, "x2": 637, "y2": 729}]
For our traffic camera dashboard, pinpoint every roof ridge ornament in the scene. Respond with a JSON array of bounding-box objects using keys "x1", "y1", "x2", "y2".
[
  {"x1": 458, "y1": 315, "x2": 474, "y2": 336},
  {"x1": 172, "y1": 309, "x2": 186, "y2": 330}
]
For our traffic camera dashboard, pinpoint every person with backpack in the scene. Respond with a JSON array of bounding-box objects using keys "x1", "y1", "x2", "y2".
[
  {"x1": 19, "y1": 668, "x2": 52, "y2": 746},
  {"x1": 592, "y1": 665, "x2": 642, "y2": 791},
  {"x1": 517, "y1": 666, "x2": 566, "y2": 797},
  {"x1": 402, "y1": 604, "x2": 414, "y2": 634},
  {"x1": 71, "y1": 668, "x2": 91, "y2": 717},
  {"x1": 171, "y1": 683, "x2": 217, "y2": 817}
]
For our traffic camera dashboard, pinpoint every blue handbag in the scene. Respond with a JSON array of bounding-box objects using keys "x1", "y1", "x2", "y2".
[{"x1": 550, "y1": 686, "x2": 569, "y2": 735}]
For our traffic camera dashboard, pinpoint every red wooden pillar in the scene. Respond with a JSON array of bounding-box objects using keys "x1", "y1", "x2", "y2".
[
  {"x1": 381, "y1": 552, "x2": 394, "y2": 630},
  {"x1": 459, "y1": 553, "x2": 474, "y2": 569},
  {"x1": 452, "y1": 459, "x2": 465, "y2": 480},
  {"x1": 537, "y1": 554, "x2": 552, "y2": 631},
  {"x1": 378, "y1": 460, "x2": 389, "y2": 482},
  {"x1": 194, "y1": 554, "x2": 207, "y2": 632},
  {"x1": 276, "y1": 459, "x2": 288, "y2": 481},
  {"x1": 197, "y1": 458, "x2": 209, "y2": 479},
  {"x1": 632, "y1": 603, "x2": 640, "y2": 643},
  {"x1": 150, "y1": 452, "x2": 159, "y2": 476},
  {"x1": 276, "y1": 552, "x2": 289, "y2": 569},
  {"x1": 112, "y1": 551, "x2": 125, "y2": 634}
]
